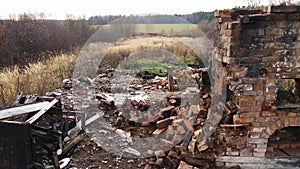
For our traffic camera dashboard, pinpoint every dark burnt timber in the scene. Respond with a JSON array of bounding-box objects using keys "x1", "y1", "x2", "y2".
[{"x1": 0, "y1": 93, "x2": 79, "y2": 169}]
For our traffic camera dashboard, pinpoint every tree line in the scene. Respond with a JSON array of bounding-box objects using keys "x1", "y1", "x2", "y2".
[
  {"x1": 87, "y1": 11, "x2": 215, "y2": 25},
  {"x1": 0, "y1": 13, "x2": 94, "y2": 67}
]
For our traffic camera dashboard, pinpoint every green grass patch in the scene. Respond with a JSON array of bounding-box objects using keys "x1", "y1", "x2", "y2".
[{"x1": 118, "y1": 53, "x2": 197, "y2": 74}]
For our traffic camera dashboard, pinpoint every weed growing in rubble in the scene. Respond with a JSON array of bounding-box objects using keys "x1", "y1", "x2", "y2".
[{"x1": 0, "y1": 52, "x2": 77, "y2": 107}]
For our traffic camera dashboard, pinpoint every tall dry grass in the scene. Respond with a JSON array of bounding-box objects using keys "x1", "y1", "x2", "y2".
[{"x1": 0, "y1": 52, "x2": 77, "y2": 108}]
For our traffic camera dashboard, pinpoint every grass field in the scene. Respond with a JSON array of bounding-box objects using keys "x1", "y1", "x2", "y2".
[
  {"x1": 0, "y1": 33, "x2": 206, "y2": 108},
  {"x1": 90, "y1": 24, "x2": 198, "y2": 34},
  {"x1": 0, "y1": 52, "x2": 77, "y2": 107},
  {"x1": 135, "y1": 24, "x2": 197, "y2": 33}
]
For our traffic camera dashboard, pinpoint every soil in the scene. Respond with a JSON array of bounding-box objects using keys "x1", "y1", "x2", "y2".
[{"x1": 70, "y1": 134, "x2": 148, "y2": 169}]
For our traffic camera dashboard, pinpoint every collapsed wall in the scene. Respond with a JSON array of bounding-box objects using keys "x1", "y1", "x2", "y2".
[{"x1": 215, "y1": 5, "x2": 300, "y2": 166}]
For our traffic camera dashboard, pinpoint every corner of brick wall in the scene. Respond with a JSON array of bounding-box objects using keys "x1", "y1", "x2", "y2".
[{"x1": 215, "y1": 5, "x2": 300, "y2": 157}]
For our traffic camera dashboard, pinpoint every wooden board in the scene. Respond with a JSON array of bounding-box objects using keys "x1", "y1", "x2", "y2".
[
  {"x1": 26, "y1": 99, "x2": 58, "y2": 124},
  {"x1": 220, "y1": 123, "x2": 249, "y2": 127},
  {"x1": 0, "y1": 102, "x2": 50, "y2": 120}
]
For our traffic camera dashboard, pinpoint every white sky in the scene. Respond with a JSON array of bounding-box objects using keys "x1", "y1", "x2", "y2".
[{"x1": 0, "y1": 0, "x2": 271, "y2": 19}]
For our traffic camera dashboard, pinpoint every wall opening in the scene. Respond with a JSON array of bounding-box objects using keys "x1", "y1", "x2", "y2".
[
  {"x1": 275, "y1": 79, "x2": 300, "y2": 109},
  {"x1": 266, "y1": 127, "x2": 300, "y2": 157}
]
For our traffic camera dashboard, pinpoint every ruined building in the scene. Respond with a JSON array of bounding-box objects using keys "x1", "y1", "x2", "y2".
[{"x1": 215, "y1": 5, "x2": 300, "y2": 168}]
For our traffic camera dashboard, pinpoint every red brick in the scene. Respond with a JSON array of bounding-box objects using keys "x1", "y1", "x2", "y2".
[
  {"x1": 250, "y1": 106, "x2": 261, "y2": 112},
  {"x1": 238, "y1": 107, "x2": 252, "y2": 113},
  {"x1": 288, "y1": 112, "x2": 297, "y2": 117},
  {"x1": 240, "y1": 112, "x2": 260, "y2": 118},
  {"x1": 268, "y1": 143, "x2": 278, "y2": 148},
  {"x1": 255, "y1": 117, "x2": 267, "y2": 123},
  {"x1": 265, "y1": 94, "x2": 276, "y2": 100},
  {"x1": 243, "y1": 91, "x2": 264, "y2": 96},
  {"x1": 278, "y1": 143, "x2": 291, "y2": 149},
  {"x1": 267, "y1": 147, "x2": 274, "y2": 153},
  {"x1": 265, "y1": 72, "x2": 276, "y2": 78},
  {"x1": 241, "y1": 77, "x2": 264, "y2": 84},
  {"x1": 266, "y1": 86, "x2": 277, "y2": 94},
  {"x1": 276, "y1": 120, "x2": 285, "y2": 129},
  {"x1": 266, "y1": 123, "x2": 279, "y2": 136},
  {"x1": 261, "y1": 111, "x2": 276, "y2": 117},
  {"x1": 239, "y1": 100, "x2": 255, "y2": 107},
  {"x1": 276, "y1": 111, "x2": 286, "y2": 116},
  {"x1": 239, "y1": 95, "x2": 255, "y2": 102},
  {"x1": 239, "y1": 117, "x2": 254, "y2": 123},
  {"x1": 254, "y1": 84, "x2": 264, "y2": 91},
  {"x1": 291, "y1": 143, "x2": 300, "y2": 149},
  {"x1": 284, "y1": 119, "x2": 290, "y2": 127},
  {"x1": 289, "y1": 117, "x2": 297, "y2": 126},
  {"x1": 252, "y1": 122, "x2": 262, "y2": 127},
  {"x1": 77, "y1": 89, "x2": 88, "y2": 95}
]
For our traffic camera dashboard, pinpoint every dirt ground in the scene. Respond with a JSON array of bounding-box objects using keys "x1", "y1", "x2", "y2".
[
  {"x1": 70, "y1": 133, "x2": 148, "y2": 169},
  {"x1": 69, "y1": 133, "x2": 235, "y2": 169}
]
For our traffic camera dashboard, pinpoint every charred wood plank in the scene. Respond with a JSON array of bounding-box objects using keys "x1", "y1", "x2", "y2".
[
  {"x1": 53, "y1": 151, "x2": 60, "y2": 169},
  {"x1": 179, "y1": 156, "x2": 209, "y2": 168},
  {"x1": 62, "y1": 134, "x2": 83, "y2": 156},
  {"x1": 12, "y1": 91, "x2": 23, "y2": 106},
  {"x1": 181, "y1": 130, "x2": 193, "y2": 151},
  {"x1": 35, "y1": 138, "x2": 54, "y2": 153}
]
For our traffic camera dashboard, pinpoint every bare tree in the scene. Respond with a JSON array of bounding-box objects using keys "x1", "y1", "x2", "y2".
[
  {"x1": 269, "y1": 0, "x2": 297, "y2": 5},
  {"x1": 243, "y1": 0, "x2": 262, "y2": 7}
]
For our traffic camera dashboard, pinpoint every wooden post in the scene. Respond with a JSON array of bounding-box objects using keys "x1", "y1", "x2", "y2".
[{"x1": 167, "y1": 66, "x2": 175, "y2": 92}]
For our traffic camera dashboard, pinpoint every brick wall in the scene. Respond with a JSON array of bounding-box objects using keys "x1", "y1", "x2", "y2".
[{"x1": 215, "y1": 6, "x2": 300, "y2": 157}]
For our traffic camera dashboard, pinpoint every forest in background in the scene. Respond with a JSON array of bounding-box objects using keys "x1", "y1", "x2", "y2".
[
  {"x1": 0, "y1": 11, "x2": 216, "y2": 68},
  {"x1": 0, "y1": 14, "x2": 94, "y2": 67}
]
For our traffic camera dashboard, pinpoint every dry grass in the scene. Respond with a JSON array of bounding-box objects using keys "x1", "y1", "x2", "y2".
[
  {"x1": 0, "y1": 34, "x2": 211, "y2": 107},
  {"x1": 96, "y1": 34, "x2": 209, "y2": 73},
  {"x1": 0, "y1": 52, "x2": 77, "y2": 108}
]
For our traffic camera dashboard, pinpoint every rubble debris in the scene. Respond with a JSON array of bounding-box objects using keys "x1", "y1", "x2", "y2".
[
  {"x1": 0, "y1": 66, "x2": 249, "y2": 169},
  {"x1": 123, "y1": 147, "x2": 141, "y2": 157},
  {"x1": 59, "y1": 158, "x2": 70, "y2": 168}
]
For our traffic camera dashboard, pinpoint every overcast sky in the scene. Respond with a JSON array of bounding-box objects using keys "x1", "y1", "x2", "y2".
[{"x1": 1, "y1": 0, "x2": 271, "y2": 19}]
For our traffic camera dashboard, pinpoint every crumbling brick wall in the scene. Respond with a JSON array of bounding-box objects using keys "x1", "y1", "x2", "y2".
[{"x1": 215, "y1": 6, "x2": 300, "y2": 157}]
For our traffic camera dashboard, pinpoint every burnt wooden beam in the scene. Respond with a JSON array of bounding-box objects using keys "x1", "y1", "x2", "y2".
[
  {"x1": 62, "y1": 134, "x2": 83, "y2": 156},
  {"x1": 35, "y1": 138, "x2": 54, "y2": 153},
  {"x1": 181, "y1": 130, "x2": 193, "y2": 151},
  {"x1": 52, "y1": 151, "x2": 60, "y2": 169},
  {"x1": 12, "y1": 91, "x2": 23, "y2": 106}
]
